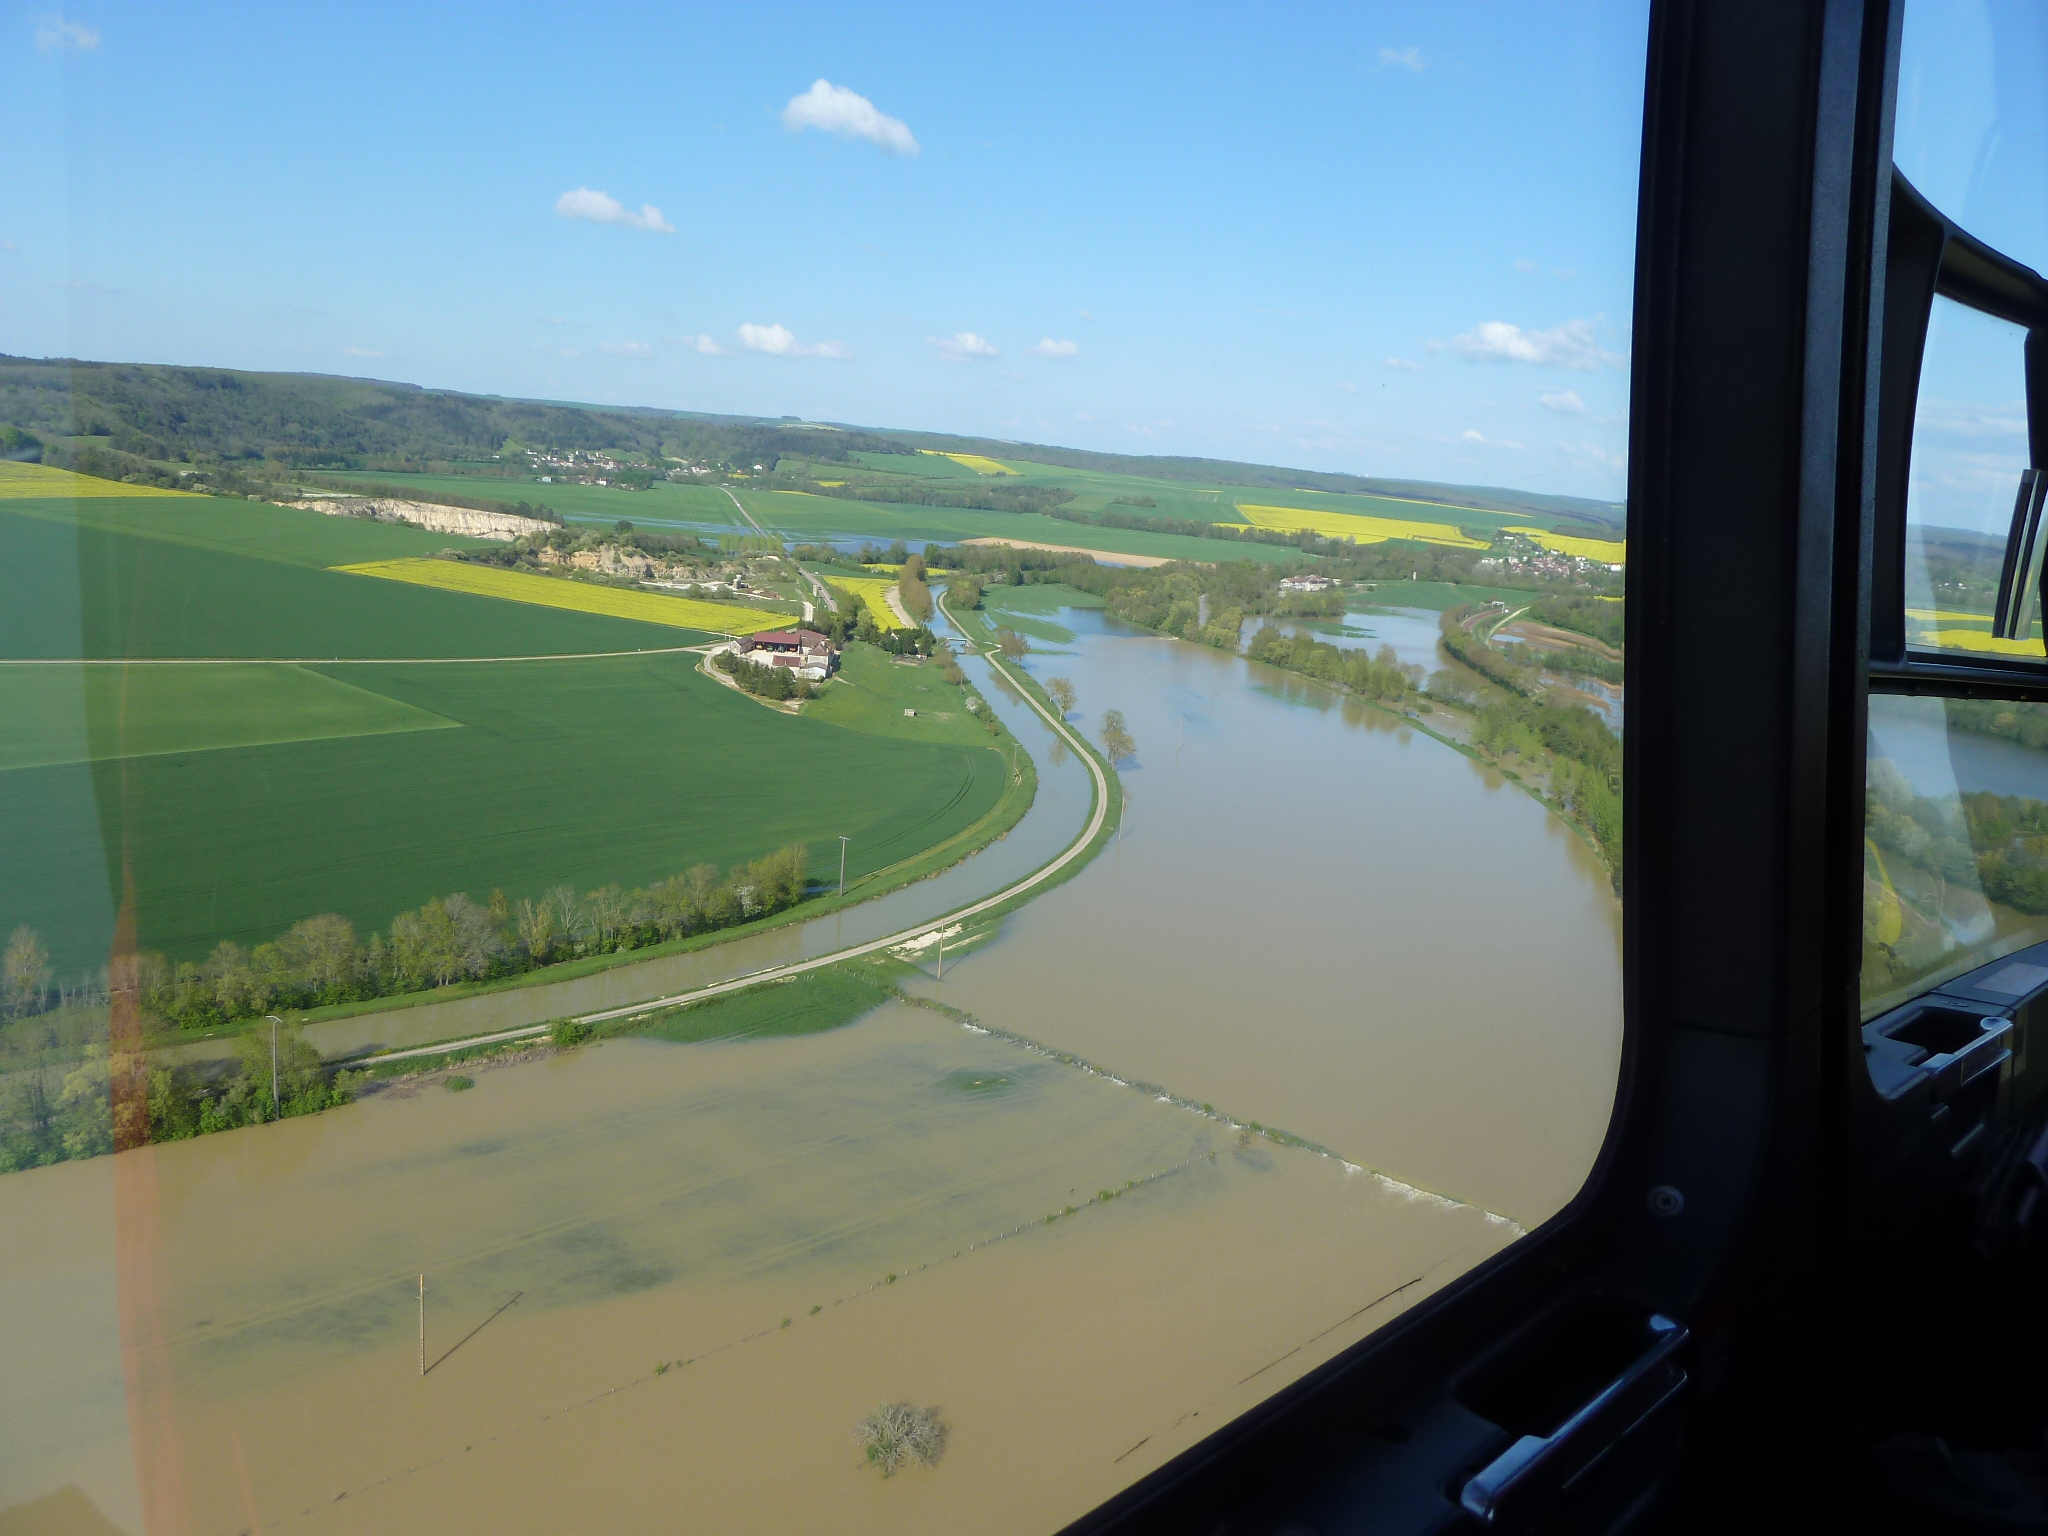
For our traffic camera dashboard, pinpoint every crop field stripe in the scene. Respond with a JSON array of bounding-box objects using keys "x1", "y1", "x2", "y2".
[
  {"x1": 1232, "y1": 503, "x2": 1491, "y2": 550},
  {"x1": 335, "y1": 559, "x2": 786, "y2": 634},
  {"x1": 1502, "y1": 526, "x2": 1628, "y2": 564},
  {"x1": 0, "y1": 462, "x2": 198, "y2": 499}
]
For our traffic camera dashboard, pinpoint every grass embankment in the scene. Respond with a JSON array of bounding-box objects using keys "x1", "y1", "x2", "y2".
[{"x1": 338, "y1": 558, "x2": 785, "y2": 635}]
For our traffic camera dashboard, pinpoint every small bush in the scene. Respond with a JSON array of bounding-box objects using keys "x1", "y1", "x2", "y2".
[
  {"x1": 444, "y1": 1075, "x2": 475, "y2": 1092},
  {"x1": 550, "y1": 1018, "x2": 593, "y2": 1047},
  {"x1": 856, "y1": 1402, "x2": 948, "y2": 1476}
]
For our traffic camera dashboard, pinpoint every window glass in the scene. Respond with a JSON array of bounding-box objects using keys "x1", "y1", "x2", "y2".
[
  {"x1": 1865, "y1": 692, "x2": 2048, "y2": 1014},
  {"x1": 1896, "y1": 0, "x2": 2048, "y2": 272},
  {"x1": 0, "y1": 7, "x2": 1644, "y2": 1532},
  {"x1": 1903, "y1": 297, "x2": 2037, "y2": 659}
]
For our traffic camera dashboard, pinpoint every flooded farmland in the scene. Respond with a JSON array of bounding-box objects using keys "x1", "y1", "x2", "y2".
[{"x1": 0, "y1": 599, "x2": 1623, "y2": 1536}]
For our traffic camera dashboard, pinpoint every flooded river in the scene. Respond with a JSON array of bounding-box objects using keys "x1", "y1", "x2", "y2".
[{"x1": 0, "y1": 599, "x2": 1622, "y2": 1536}]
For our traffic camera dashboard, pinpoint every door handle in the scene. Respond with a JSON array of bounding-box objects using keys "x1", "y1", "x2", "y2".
[{"x1": 1459, "y1": 1315, "x2": 1689, "y2": 1526}]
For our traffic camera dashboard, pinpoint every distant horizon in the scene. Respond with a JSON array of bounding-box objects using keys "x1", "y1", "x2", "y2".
[{"x1": 7, "y1": 347, "x2": 1628, "y2": 517}]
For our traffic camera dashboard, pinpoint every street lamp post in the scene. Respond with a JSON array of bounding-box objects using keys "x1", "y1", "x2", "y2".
[
  {"x1": 264, "y1": 1014, "x2": 283, "y2": 1116},
  {"x1": 838, "y1": 835, "x2": 850, "y2": 896}
]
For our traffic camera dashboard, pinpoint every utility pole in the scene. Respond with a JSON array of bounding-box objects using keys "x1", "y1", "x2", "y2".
[
  {"x1": 419, "y1": 1275, "x2": 426, "y2": 1376},
  {"x1": 266, "y1": 1014, "x2": 282, "y2": 1115},
  {"x1": 936, "y1": 929, "x2": 944, "y2": 980},
  {"x1": 838, "y1": 835, "x2": 850, "y2": 896}
]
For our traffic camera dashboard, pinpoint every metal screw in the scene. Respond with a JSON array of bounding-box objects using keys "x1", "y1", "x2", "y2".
[{"x1": 1647, "y1": 1185, "x2": 1685, "y2": 1218}]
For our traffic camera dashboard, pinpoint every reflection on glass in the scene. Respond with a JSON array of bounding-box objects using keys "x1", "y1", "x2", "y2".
[
  {"x1": 1865, "y1": 692, "x2": 2048, "y2": 1014},
  {"x1": 1903, "y1": 297, "x2": 2037, "y2": 659}
]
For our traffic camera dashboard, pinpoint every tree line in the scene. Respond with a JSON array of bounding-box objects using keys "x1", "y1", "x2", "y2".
[{"x1": 100, "y1": 844, "x2": 813, "y2": 1032}]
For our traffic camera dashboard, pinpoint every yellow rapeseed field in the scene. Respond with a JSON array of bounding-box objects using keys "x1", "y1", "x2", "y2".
[
  {"x1": 1503, "y1": 526, "x2": 1628, "y2": 564},
  {"x1": 1924, "y1": 630, "x2": 2046, "y2": 657},
  {"x1": 0, "y1": 461, "x2": 196, "y2": 499},
  {"x1": 919, "y1": 449, "x2": 1016, "y2": 476},
  {"x1": 1232, "y1": 503, "x2": 1490, "y2": 549},
  {"x1": 1905, "y1": 607, "x2": 1994, "y2": 626},
  {"x1": 336, "y1": 559, "x2": 789, "y2": 635},
  {"x1": 827, "y1": 575, "x2": 913, "y2": 630}
]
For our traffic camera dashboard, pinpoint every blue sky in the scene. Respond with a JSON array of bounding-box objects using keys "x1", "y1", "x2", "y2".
[{"x1": 2, "y1": 3, "x2": 1650, "y2": 497}]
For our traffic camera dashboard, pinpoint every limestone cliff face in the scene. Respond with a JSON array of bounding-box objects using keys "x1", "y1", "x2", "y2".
[{"x1": 292, "y1": 497, "x2": 555, "y2": 542}]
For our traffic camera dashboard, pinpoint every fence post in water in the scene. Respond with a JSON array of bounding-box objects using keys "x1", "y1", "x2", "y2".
[
  {"x1": 419, "y1": 1275, "x2": 425, "y2": 1377},
  {"x1": 937, "y1": 929, "x2": 944, "y2": 980}
]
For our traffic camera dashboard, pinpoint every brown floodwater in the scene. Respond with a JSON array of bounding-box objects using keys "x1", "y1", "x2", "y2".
[{"x1": 0, "y1": 602, "x2": 1620, "y2": 1535}]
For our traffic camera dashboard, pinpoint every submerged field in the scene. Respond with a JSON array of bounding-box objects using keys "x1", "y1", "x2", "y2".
[{"x1": 0, "y1": 495, "x2": 1020, "y2": 976}]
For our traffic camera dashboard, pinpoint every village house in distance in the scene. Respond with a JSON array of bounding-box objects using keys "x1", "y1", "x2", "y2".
[{"x1": 724, "y1": 629, "x2": 839, "y2": 681}]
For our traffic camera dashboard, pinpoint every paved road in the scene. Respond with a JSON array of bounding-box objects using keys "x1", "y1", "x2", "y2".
[
  {"x1": 0, "y1": 647, "x2": 713, "y2": 666},
  {"x1": 354, "y1": 593, "x2": 1105, "y2": 1065}
]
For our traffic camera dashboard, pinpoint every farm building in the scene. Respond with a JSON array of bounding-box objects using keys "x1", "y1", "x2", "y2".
[
  {"x1": 1279, "y1": 572, "x2": 1335, "y2": 594},
  {"x1": 735, "y1": 629, "x2": 839, "y2": 681}
]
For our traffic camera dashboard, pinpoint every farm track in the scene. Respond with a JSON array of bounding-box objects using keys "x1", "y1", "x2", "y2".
[{"x1": 356, "y1": 589, "x2": 1108, "y2": 1067}]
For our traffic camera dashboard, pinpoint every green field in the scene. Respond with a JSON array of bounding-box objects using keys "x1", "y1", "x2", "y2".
[
  {"x1": 5, "y1": 493, "x2": 495, "y2": 567},
  {"x1": 806, "y1": 645, "x2": 994, "y2": 744},
  {"x1": 0, "y1": 497, "x2": 1021, "y2": 976},
  {"x1": 0, "y1": 664, "x2": 458, "y2": 770},
  {"x1": 3, "y1": 653, "x2": 1011, "y2": 974},
  {"x1": 0, "y1": 500, "x2": 690, "y2": 659}
]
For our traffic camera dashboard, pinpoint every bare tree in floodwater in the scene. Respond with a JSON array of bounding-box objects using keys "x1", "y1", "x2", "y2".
[
  {"x1": 857, "y1": 1401, "x2": 948, "y2": 1475},
  {"x1": 1046, "y1": 676, "x2": 1078, "y2": 717}
]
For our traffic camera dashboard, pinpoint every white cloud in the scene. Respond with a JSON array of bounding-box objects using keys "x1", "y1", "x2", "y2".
[
  {"x1": 1553, "y1": 268, "x2": 1576, "y2": 281},
  {"x1": 1538, "y1": 389, "x2": 1587, "y2": 415},
  {"x1": 340, "y1": 346, "x2": 383, "y2": 358},
  {"x1": 553, "y1": 187, "x2": 674, "y2": 234},
  {"x1": 1562, "y1": 441, "x2": 1627, "y2": 471},
  {"x1": 600, "y1": 341, "x2": 653, "y2": 358},
  {"x1": 1384, "y1": 356, "x2": 1421, "y2": 371},
  {"x1": 1462, "y1": 429, "x2": 1525, "y2": 450},
  {"x1": 1335, "y1": 381, "x2": 1358, "y2": 394},
  {"x1": 782, "y1": 80, "x2": 919, "y2": 155},
  {"x1": 673, "y1": 333, "x2": 727, "y2": 355},
  {"x1": 1079, "y1": 309, "x2": 1095, "y2": 321},
  {"x1": 1453, "y1": 316, "x2": 1623, "y2": 370},
  {"x1": 557, "y1": 348, "x2": 583, "y2": 359},
  {"x1": 538, "y1": 315, "x2": 566, "y2": 326},
  {"x1": 1026, "y1": 337, "x2": 1078, "y2": 358},
  {"x1": 1378, "y1": 45, "x2": 1425, "y2": 71},
  {"x1": 737, "y1": 321, "x2": 850, "y2": 359},
  {"x1": 1916, "y1": 399, "x2": 2028, "y2": 439},
  {"x1": 36, "y1": 17, "x2": 98, "y2": 51},
  {"x1": 1513, "y1": 258, "x2": 1539, "y2": 273},
  {"x1": 1424, "y1": 338, "x2": 1445, "y2": 353},
  {"x1": 929, "y1": 331, "x2": 999, "y2": 361}
]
